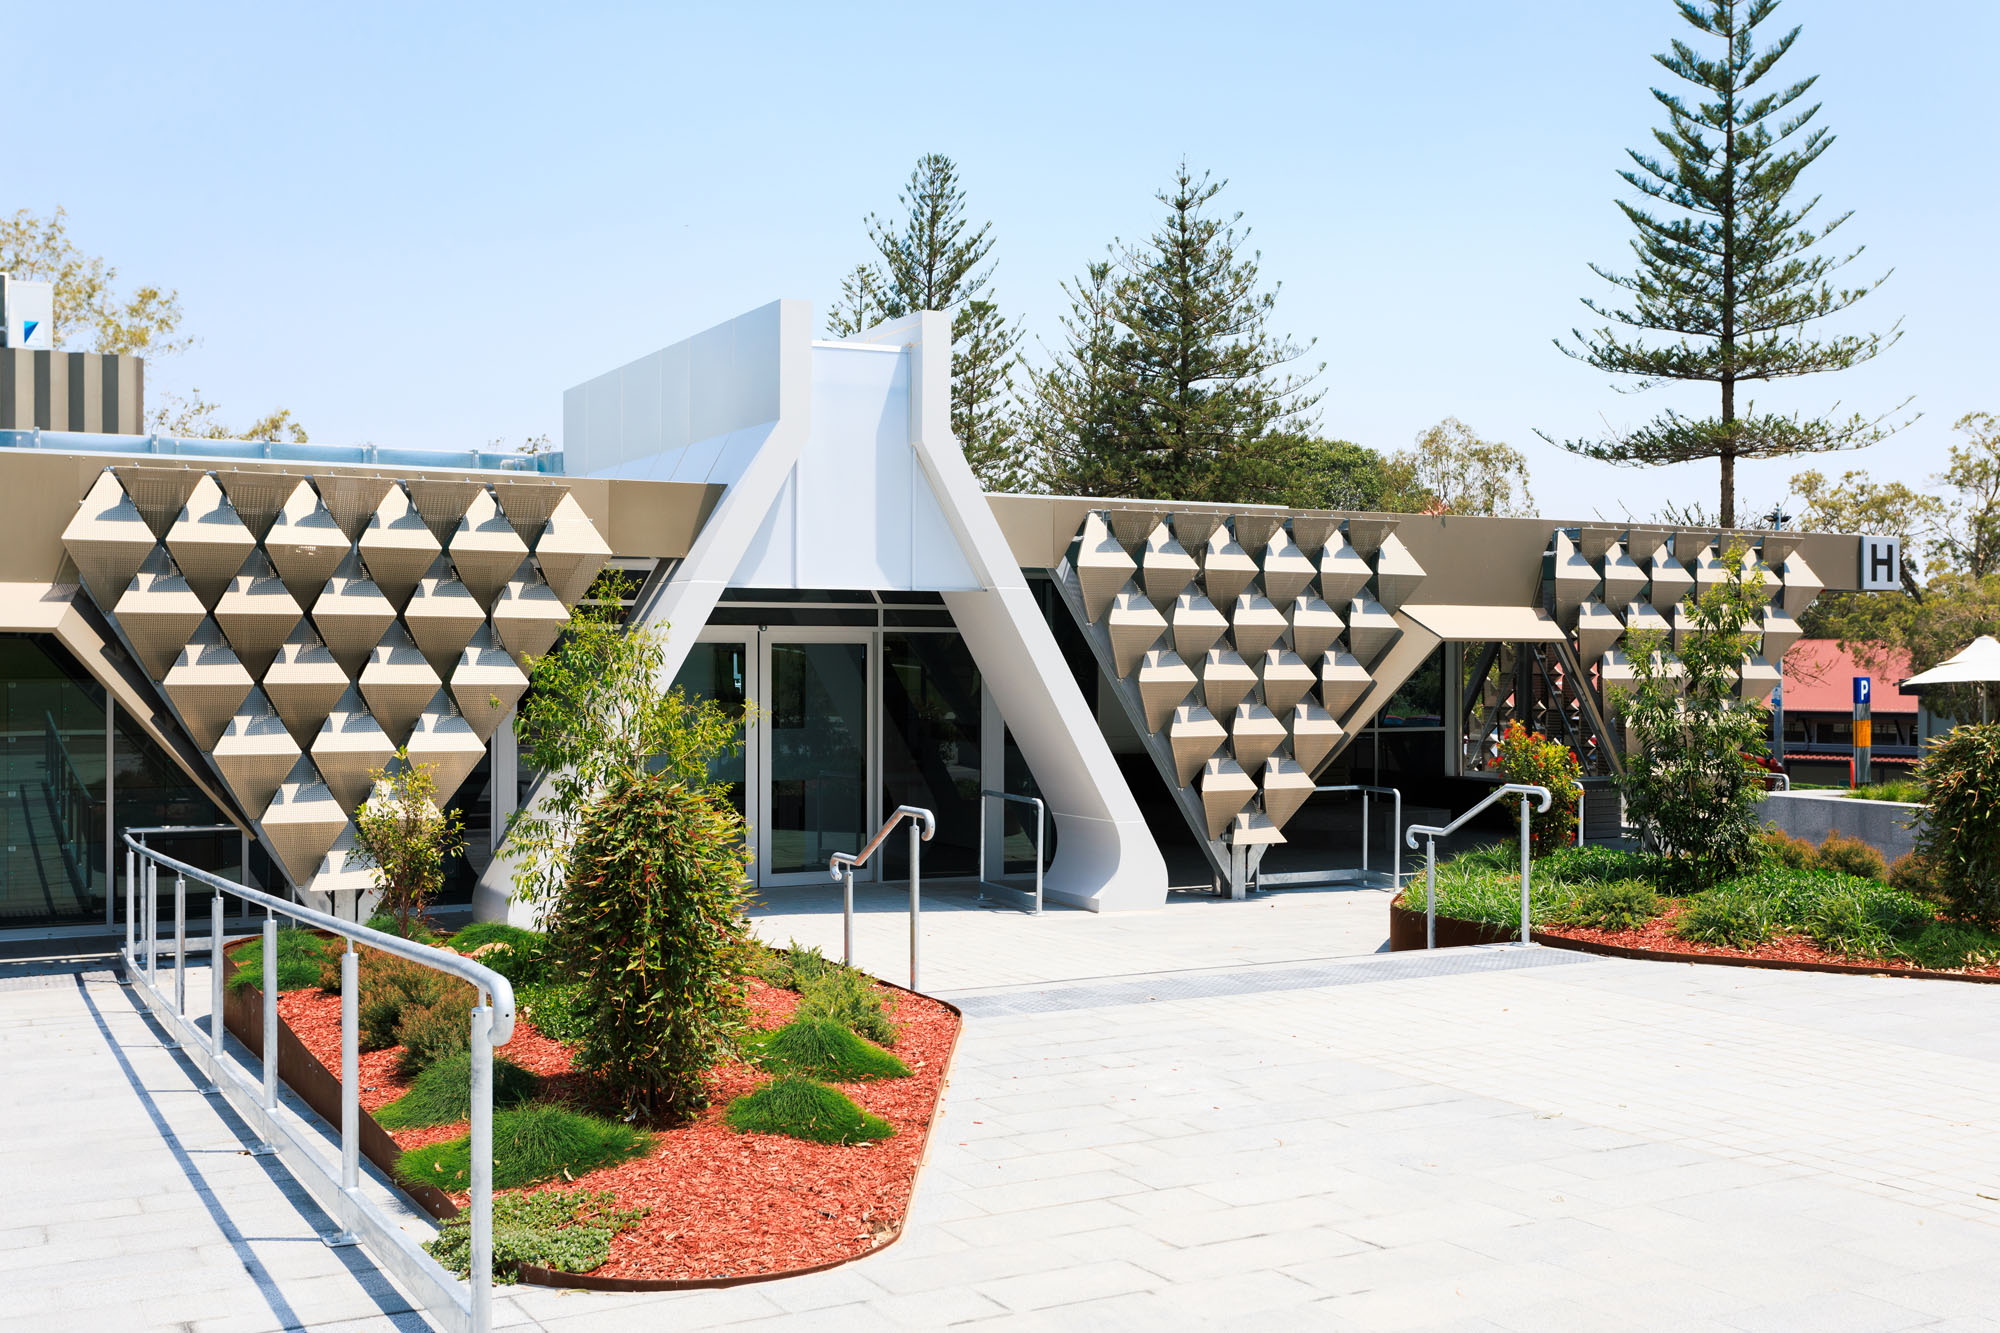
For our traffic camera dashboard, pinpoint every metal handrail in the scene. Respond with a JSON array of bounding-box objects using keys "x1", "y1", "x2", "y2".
[
  {"x1": 1573, "y1": 779, "x2": 1586, "y2": 848},
  {"x1": 1404, "y1": 783, "x2": 1553, "y2": 950},
  {"x1": 828, "y1": 805, "x2": 936, "y2": 990},
  {"x1": 1313, "y1": 784, "x2": 1403, "y2": 886},
  {"x1": 126, "y1": 824, "x2": 248, "y2": 951},
  {"x1": 976, "y1": 789, "x2": 1045, "y2": 915},
  {"x1": 121, "y1": 833, "x2": 513, "y2": 1333}
]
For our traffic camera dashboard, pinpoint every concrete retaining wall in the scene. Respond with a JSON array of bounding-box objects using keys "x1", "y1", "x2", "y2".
[{"x1": 1755, "y1": 791, "x2": 1924, "y2": 863}]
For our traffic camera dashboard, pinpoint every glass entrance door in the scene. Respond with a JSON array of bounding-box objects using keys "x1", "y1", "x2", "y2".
[{"x1": 759, "y1": 634, "x2": 874, "y2": 884}]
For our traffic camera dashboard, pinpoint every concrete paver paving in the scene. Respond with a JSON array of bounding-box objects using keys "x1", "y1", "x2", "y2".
[{"x1": 10, "y1": 883, "x2": 2000, "y2": 1330}]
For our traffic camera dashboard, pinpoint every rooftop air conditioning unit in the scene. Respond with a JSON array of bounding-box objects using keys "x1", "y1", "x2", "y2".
[{"x1": 0, "y1": 273, "x2": 55, "y2": 349}]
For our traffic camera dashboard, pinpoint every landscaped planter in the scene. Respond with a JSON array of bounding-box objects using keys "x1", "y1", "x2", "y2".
[
  {"x1": 219, "y1": 939, "x2": 964, "y2": 1289},
  {"x1": 1386, "y1": 901, "x2": 2000, "y2": 985},
  {"x1": 1754, "y1": 790, "x2": 1923, "y2": 863}
]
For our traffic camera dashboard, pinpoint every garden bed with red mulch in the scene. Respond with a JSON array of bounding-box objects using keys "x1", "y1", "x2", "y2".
[
  {"x1": 1388, "y1": 900, "x2": 2000, "y2": 983},
  {"x1": 258, "y1": 954, "x2": 962, "y2": 1284}
]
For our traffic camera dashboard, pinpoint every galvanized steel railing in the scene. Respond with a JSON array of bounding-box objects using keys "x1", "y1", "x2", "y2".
[
  {"x1": 120, "y1": 832, "x2": 514, "y2": 1333},
  {"x1": 1404, "y1": 784, "x2": 1553, "y2": 949},
  {"x1": 976, "y1": 788, "x2": 1045, "y2": 915},
  {"x1": 828, "y1": 805, "x2": 935, "y2": 990},
  {"x1": 1313, "y1": 784, "x2": 1403, "y2": 886}
]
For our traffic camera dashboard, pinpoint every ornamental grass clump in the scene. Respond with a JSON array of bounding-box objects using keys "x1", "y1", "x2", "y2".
[
  {"x1": 396, "y1": 1104, "x2": 651, "y2": 1192},
  {"x1": 225, "y1": 928, "x2": 330, "y2": 994},
  {"x1": 1674, "y1": 885, "x2": 1773, "y2": 949},
  {"x1": 751, "y1": 1017, "x2": 910, "y2": 1082},
  {"x1": 426, "y1": 1189, "x2": 648, "y2": 1280},
  {"x1": 449, "y1": 923, "x2": 548, "y2": 987},
  {"x1": 375, "y1": 1052, "x2": 539, "y2": 1129},
  {"x1": 1563, "y1": 880, "x2": 1661, "y2": 932},
  {"x1": 724, "y1": 1075, "x2": 894, "y2": 1146},
  {"x1": 796, "y1": 967, "x2": 898, "y2": 1047}
]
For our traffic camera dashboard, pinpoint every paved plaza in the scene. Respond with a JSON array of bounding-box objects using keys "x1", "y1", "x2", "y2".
[{"x1": 6, "y1": 885, "x2": 2000, "y2": 1329}]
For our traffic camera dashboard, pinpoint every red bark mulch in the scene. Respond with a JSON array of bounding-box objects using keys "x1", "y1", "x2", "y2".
[
  {"x1": 1536, "y1": 900, "x2": 2000, "y2": 978},
  {"x1": 277, "y1": 968, "x2": 959, "y2": 1282}
]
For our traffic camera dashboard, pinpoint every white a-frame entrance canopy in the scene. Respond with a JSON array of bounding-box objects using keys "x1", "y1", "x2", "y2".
[{"x1": 545, "y1": 301, "x2": 1168, "y2": 911}]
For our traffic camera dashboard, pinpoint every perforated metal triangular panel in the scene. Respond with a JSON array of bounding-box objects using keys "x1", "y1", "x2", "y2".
[
  {"x1": 160, "y1": 620, "x2": 255, "y2": 751},
  {"x1": 310, "y1": 683, "x2": 396, "y2": 812},
  {"x1": 487, "y1": 479, "x2": 568, "y2": 547},
  {"x1": 357, "y1": 486, "x2": 441, "y2": 611},
  {"x1": 1229, "y1": 593, "x2": 1286, "y2": 660},
  {"x1": 404, "y1": 690, "x2": 487, "y2": 800},
  {"x1": 311, "y1": 474, "x2": 397, "y2": 544},
  {"x1": 111, "y1": 464, "x2": 204, "y2": 541},
  {"x1": 404, "y1": 556, "x2": 487, "y2": 679},
  {"x1": 1259, "y1": 528, "x2": 1316, "y2": 605},
  {"x1": 1168, "y1": 703, "x2": 1227, "y2": 785},
  {"x1": 1136, "y1": 649, "x2": 1197, "y2": 733},
  {"x1": 1198, "y1": 756, "x2": 1257, "y2": 838},
  {"x1": 447, "y1": 490, "x2": 530, "y2": 611},
  {"x1": 533, "y1": 493, "x2": 612, "y2": 605},
  {"x1": 260, "y1": 754, "x2": 350, "y2": 888},
  {"x1": 404, "y1": 477, "x2": 488, "y2": 546},
  {"x1": 1139, "y1": 522, "x2": 1197, "y2": 610},
  {"x1": 357, "y1": 622, "x2": 442, "y2": 746},
  {"x1": 1106, "y1": 586, "x2": 1167, "y2": 677},
  {"x1": 264, "y1": 619, "x2": 352, "y2": 748},
  {"x1": 1200, "y1": 527, "x2": 1258, "y2": 608},
  {"x1": 212, "y1": 690, "x2": 304, "y2": 820},
  {"x1": 1229, "y1": 701, "x2": 1286, "y2": 773},
  {"x1": 312, "y1": 550, "x2": 399, "y2": 677},
  {"x1": 213, "y1": 469, "x2": 306, "y2": 542},
  {"x1": 1317, "y1": 531, "x2": 1372, "y2": 605},
  {"x1": 212, "y1": 552, "x2": 303, "y2": 678},
  {"x1": 264, "y1": 480, "x2": 350, "y2": 613},
  {"x1": 449, "y1": 625, "x2": 529, "y2": 742},
  {"x1": 490, "y1": 561, "x2": 568, "y2": 664},
  {"x1": 1200, "y1": 647, "x2": 1258, "y2": 716},
  {"x1": 1261, "y1": 754, "x2": 1316, "y2": 830},
  {"x1": 165, "y1": 475, "x2": 256, "y2": 610},
  {"x1": 1258, "y1": 648, "x2": 1315, "y2": 715},
  {"x1": 1073, "y1": 511, "x2": 1134, "y2": 622},
  {"x1": 114, "y1": 547, "x2": 209, "y2": 679},
  {"x1": 63, "y1": 471, "x2": 160, "y2": 609},
  {"x1": 1168, "y1": 589, "x2": 1228, "y2": 664}
]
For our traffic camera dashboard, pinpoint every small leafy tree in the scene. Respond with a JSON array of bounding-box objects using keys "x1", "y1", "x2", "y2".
[
  {"x1": 1614, "y1": 549, "x2": 1771, "y2": 886},
  {"x1": 351, "y1": 749, "x2": 466, "y2": 936},
  {"x1": 1496, "y1": 722, "x2": 1582, "y2": 857},
  {"x1": 508, "y1": 581, "x2": 754, "y2": 1120},
  {"x1": 558, "y1": 769, "x2": 754, "y2": 1122},
  {"x1": 1912, "y1": 724, "x2": 2000, "y2": 928},
  {"x1": 508, "y1": 584, "x2": 746, "y2": 908}
]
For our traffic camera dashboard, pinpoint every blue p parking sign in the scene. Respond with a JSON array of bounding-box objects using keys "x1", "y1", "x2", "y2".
[{"x1": 1854, "y1": 677, "x2": 1871, "y2": 705}]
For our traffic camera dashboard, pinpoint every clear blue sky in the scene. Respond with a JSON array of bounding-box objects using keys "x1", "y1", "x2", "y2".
[{"x1": 12, "y1": 0, "x2": 1996, "y2": 521}]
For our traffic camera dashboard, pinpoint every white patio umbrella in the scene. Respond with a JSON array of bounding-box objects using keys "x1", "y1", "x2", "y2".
[{"x1": 1900, "y1": 634, "x2": 2000, "y2": 723}]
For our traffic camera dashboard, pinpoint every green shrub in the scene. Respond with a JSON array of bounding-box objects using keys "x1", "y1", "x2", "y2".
[
  {"x1": 364, "y1": 911, "x2": 440, "y2": 944},
  {"x1": 333, "y1": 951, "x2": 459, "y2": 1051},
  {"x1": 1674, "y1": 887, "x2": 1773, "y2": 948},
  {"x1": 1914, "y1": 723, "x2": 2000, "y2": 927},
  {"x1": 1899, "y1": 921, "x2": 2000, "y2": 971},
  {"x1": 449, "y1": 923, "x2": 548, "y2": 988},
  {"x1": 796, "y1": 968, "x2": 898, "y2": 1047},
  {"x1": 756, "y1": 941, "x2": 836, "y2": 992},
  {"x1": 396, "y1": 1105, "x2": 652, "y2": 1192},
  {"x1": 1888, "y1": 852, "x2": 1943, "y2": 900},
  {"x1": 426, "y1": 1189, "x2": 647, "y2": 1280},
  {"x1": 1397, "y1": 846, "x2": 1583, "y2": 932},
  {"x1": 1816, "y1": 833, "x2": 1888, "y2": 882},
  {"x1": 549, "y1": 769, "x2": 755, "y2": 1124},
  {"x1": 1496, "y1": 722, "x2": 1583, "y2": 856},
  {"x1": 1613, "y1": 553, "x2": 1772, "y2": 887},
  {"x1": 1803, "y1": 885, "x2": 1927, "y2": 959},
  {"x1": 226, "y1": 929, "x2": 331, "y2": 995},
  {"x1": 1563, "y1": 880, "x2": 1660, "y2": 932},
  {"x1": 1830, "y1": 778, "x2": 1927, "y2": 803},
  {"x1": 375, "y1": 1052, "x2": 540, "y2": 1129},
  {"x1": 518, "y1": 981, "x2": 590, "y2": 1044},
  {"x1": 394, "y1": 986, "x2": 476, "y2": 1077},
  {"x1": 354, "y1": 749, "x2": 467, "y2": 937},
  {"x1": 724, "y1": 1076, "x2": 894, "y2": 1145},
  {"x1": 1538, "y1": 843, "x2": 1659, "y2": 885},
  {"x1": 750, "y1": 1018, "x2": 910, "y2": 1081},
  {"x1": 1759, "y1": 826, "x2": 1820, "y2": 870}
]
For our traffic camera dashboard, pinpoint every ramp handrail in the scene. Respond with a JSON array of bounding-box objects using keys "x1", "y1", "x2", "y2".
[
  {"x1": 121, "y1": 832, "x2": 514, "y2": 1333},
  {"x1": 1313, "y1": 784, "x2": 1403, "y2": 886},
  {"x1": 829, "y1": 805, "x2": 936, "y2": 990},
  {"x1": 976, "y1": 789, "x2": 1045, "y2": 915},
  {"x1": 1404, "y1": 783, "x2": 1553, "y2": 950}
]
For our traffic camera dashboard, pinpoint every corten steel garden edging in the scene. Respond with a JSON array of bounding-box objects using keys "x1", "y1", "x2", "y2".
[
  {"x1": 221, "y1": 942, "x2": 968, "y2": 1290},
  {"x1": 1386, "y1": 902, "x2": 2000, "y2": 985}
]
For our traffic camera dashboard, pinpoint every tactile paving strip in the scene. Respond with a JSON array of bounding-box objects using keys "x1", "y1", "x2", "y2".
[{"x1": 944, "y1": 945, "x2": 1597, "y2": 1017}]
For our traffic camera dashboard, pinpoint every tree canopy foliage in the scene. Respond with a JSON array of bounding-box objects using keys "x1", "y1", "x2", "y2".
[
  {"x1": 1553, "y1": 0, "x2": 1901, "y2": 526},
  {"x1": 1379, "y1": 418, "x2": 1536, "y2": 516}
]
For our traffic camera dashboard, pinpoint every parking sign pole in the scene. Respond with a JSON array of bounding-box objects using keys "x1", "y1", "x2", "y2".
[{"x1": 1853, "y1": 676, "x2": 1872, "y2": 788}]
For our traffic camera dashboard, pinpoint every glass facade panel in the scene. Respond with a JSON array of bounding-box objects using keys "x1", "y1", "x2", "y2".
[
  {"x1": 0, "y1": 634, "x2": 231, "y2": 929},
  {"x1": 670, "y1": 642, "x2": 751, "y2": 823},
  {"x1": 881, "y1": 633, "x2": 981, "y2": 878},
  {"x1": 768, "y1": 642, "x2": 869, "y2": 875}
]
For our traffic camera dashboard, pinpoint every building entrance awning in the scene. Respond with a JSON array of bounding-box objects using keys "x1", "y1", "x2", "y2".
[{"x1": 1399, "y1": 604, "x2": 1568, "y2": 643}]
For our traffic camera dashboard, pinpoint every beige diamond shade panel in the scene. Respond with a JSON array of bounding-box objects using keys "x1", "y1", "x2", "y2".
[
  {"x1": 1544, "y1": 528, "x2": 1828, "y2": 715},
  {"x1": 67, "y1": 466, "x2": 607, "y2": 891},
  {"x1": 1065, "y1": 509, "x2": 1429, "y2": 851}
]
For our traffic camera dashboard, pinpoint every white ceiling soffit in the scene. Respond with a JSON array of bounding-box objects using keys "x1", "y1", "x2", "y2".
[{"x1": 1399, "y1": 604, "x2": 1569, "y2": 643}]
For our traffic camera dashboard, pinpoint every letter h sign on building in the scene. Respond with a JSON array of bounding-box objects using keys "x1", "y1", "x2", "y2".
[{"x1": 1861, "y1": 536, "x2": 1901, "y2": 591}]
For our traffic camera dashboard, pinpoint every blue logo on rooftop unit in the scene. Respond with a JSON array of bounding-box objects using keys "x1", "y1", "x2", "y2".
[{"x1": 20, "y1": 320, "x2": 37, "y2": 343}]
